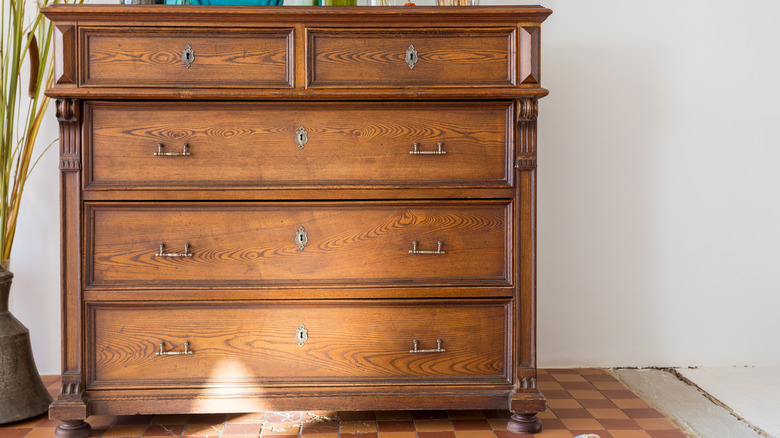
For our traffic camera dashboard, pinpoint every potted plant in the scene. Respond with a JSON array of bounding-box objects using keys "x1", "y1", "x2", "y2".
[{"x1": 1, "y1": 0, "x2": 72, "y2": 423}]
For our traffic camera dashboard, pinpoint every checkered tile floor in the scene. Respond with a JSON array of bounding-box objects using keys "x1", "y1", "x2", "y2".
[{"x1": 0, "y1": 370, "x2": 689, "y2": 437}]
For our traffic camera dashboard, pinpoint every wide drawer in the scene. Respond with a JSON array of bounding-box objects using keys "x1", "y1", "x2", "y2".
[
  {"x1": 81, "y1": 28, "x2": 292, "y2": 88},
  {"x1": 308, "y1": 28, "x2": 515, "y2": 88},
  {"x1": 87, "y1": 300, "x2": 510, "y2": 389},
  {"x1": 84, "y1": 101, "x2": 512, "y2": 189},
  {"x1": 86, "y1": 201, "x2": 512, "y2": 289}
]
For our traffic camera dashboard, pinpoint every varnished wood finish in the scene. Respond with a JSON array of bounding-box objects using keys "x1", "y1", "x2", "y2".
[
  {"x1": 82, "y1": 28, "x2": 292, "y2": 88},
  {"x1": 85, "y1": 101, "x2": 512, "y2": 189},
  {"x1": 86, "y1": 201, "x2": 511, "y2": 288},
  {"x1": 308, "y1": 28, "x2": 514, "y2": 88},
  {"x1": 44, "y1": 5, "x2": 550, "y2": 434},
  {"x1": 88, "y1": 300, "x2": 509, "y2": 388}
]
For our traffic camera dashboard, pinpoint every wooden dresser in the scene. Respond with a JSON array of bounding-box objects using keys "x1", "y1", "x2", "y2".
[{"x1": 43, "y1": 6, "x2": 551, "y2": 437}]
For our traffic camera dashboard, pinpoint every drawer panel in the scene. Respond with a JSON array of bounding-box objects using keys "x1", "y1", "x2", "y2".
[
  {"x1": 86, "y1": 201, "x2": 511, "y2": 289},
  {"x1": 87, "y1": 300, "x2": 509, "y2": 388},
  {"x1": 85, "y1": 101, "x2": 512, "y2": 189},
  {"x1": 81, "y1": 28, "x2": 292, "y2": 88},
  {"x1": 308, "y1": 28, "x2": 515, "y2": 88}
]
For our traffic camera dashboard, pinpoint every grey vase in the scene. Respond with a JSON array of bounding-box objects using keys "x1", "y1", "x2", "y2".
[{"x1": 0, "y1": 265, "x2": 52, "y2": 424}]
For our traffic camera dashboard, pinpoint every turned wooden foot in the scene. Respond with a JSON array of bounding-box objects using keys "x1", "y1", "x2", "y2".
[
  {"x1": 507, "y1": 412, "x2": 542, "y2": 435},
  {"x1": 55, "y1": 420, "x2": 91, "y2": 438}
]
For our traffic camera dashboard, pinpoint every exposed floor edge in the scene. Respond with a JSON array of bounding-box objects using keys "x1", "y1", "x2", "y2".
[
  {"x1": 668, "y1": 368, "x2": 773, "y2": 438},
  {"x1": 611, "y1": 368, "x2": 766, "y2": 438}
]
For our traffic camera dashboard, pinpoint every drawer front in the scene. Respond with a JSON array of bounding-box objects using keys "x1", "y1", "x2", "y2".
[
  {"x1": 87, "y1": 300, "x2": 509, "y2": 388},
  {"x1": 81, "y1": 28, "x2": 292, "y2": 88},
  {"x1": 308, "y1": 28, "x2": 515, "y2": 88},
  {"x1": 86, "y1": 201, "x2": 511, "y2": 289},
  {"x1": 85, "y1": 101, "x2": 512, "y2": 189}
]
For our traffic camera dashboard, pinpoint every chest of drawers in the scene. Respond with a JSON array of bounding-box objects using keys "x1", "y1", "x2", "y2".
[{"x1": 43, "y1": 6, "x2": 550, "y2": 437}]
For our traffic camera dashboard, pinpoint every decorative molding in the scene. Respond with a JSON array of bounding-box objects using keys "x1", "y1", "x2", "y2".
[
  {"x1": 519, "y1": 376, "x2": 537, "y2": 389},
  {"x1": 517, "y1": 98, "x2": 538, "y2": 122},
  {"x1": 515, "y1": 157, "x2": 537, "y2": 171},
  {"x1": 519, "y1": 26, "x2": 541, "y2": 85},
  {"x1": 59, "y1": 382, "x2": 82, "y2": 399},
  {"x1": 57, "y1": 99, "x2": 81, "y2": 172}
]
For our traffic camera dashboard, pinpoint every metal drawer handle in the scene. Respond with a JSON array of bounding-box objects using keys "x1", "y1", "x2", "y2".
[
  {"x1": 154, "y1": 143, "x2": 190, "y2": 156},
  {"x1": 156, "y1": 341, "x2": 193, "y2": 356},
  {"x1": 155, "y1": 243, "x2": 192, "y2": 258},
  {"x1": 410, "y1": 339, "x2": 445, "y2": 354},
  {"x1": 405, "y1": 44, "x2": 418, "y2": 69},
  {"x1": 410, "y1": 142, "x2": 446, "y2": 155},
  {"x1": 409, "y1": 241, "x2": 445, "y2": 255}
]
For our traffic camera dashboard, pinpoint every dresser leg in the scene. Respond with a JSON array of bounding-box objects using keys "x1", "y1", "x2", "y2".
[
  {"x1": 507, "y1": 412, "x2": 542, "y2": 435},
  {"x1": 55, "y1": 420, "x2": 91, "y2": 438}
]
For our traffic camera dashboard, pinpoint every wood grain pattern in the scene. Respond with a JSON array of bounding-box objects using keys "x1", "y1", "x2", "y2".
[
  {"x1": 85, "y1": 101, "x2": 512, "y2": 189},
  {"x1": 309, "y1": 28, "x2": 515, "y2": 88},
  {"x1": 86, "y1": 201, "x2": 511, "y2": 288},
  {"x1": 82, "y1": 28, "x2": 292, "y2": 88},
  {"x1": 87, "y1": 300, "x2": 509, "y2": 388}
]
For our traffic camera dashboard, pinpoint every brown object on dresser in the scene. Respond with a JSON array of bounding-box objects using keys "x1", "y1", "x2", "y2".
[{"x1": 43, "y1": 6, "x2": 551, "y2": 437}]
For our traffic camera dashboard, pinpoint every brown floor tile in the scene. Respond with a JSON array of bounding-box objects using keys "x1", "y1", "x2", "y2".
[
  {"x1": 578, "y1": 399, "x2": 617, "y2": 409},
  {"x1": 594, "y1": 381, "x2": 631, "y2": 391},
  {"x1": 560, "y1": 418, "x2": 603, "y2": 430},
  {"x1": 0, "y1": 415, "x2": 45, "y2": 429},
  {"x1": 587, "y1": 408, "x2": 630, "y2": 420},
  {"x1": 610, "y1": 431, "x2": 652, "y2": 438},
  {"x1": 450, "y1": 420, "x2": 491, "y2": 431},
  {"x1": 646, "y1": 430, "x2": 689, "y2": 438},
  {"x1": 601, "y1": 390, "x2": 641, "y2": 400},
  {"x1": 547, "y1": 398, "x2": 582, "y2": 409},
  {"x1": 537, "y1": 410, "x2": 557, "y2": 420},
  {"x1": 485, "y1": 417, "x2": 507, "y2": 430},
  {"x1": 552, "y1": 374, "x2": 587, "y2": 383},
  {"x1": 481, "y1": 411, "x2": 510, "y2": 419},
  {"x1": 182, "y1": 423, "x2": 223, "y2": 437},
  {"x1": 377, "y1": 421, "x2": 415, "y2": 433},
  {"x1": 540, "y1": 419, "x2": 567, "y2": 430},
  {"x1": 541, "y1": 390, "x2": 571, "y2": 400},
  {"x1": 89, "y1": 426, "x2": 110, "y2": 437},
  {"x1": 301, "y1": 421, "x2": 340, "y2": 434},
  {"x1": 584, "y1": 373, "x2": 619, "y2": 383},
  {"x1": 87, "y1": 415, "x2": 119, "y2": 428},
  {"x1": 340, "y1": 434, "x2": 379, "y2": 438},
  {"x1": 340, "y1": 420, "x2": 378, "y2": 434},
  {"x1": 548, "y1": 369, "x2": 578, "y2": 375},
  {"x1": 550, "y1": 408, "x2": 592, "y2": 419},
  {"x1": 452, "y1": 431, "x2": 495, "y2": 438},
  {"x1": 301, "y1": 433, "x2": 338, "y2": 438},
  {"x1": 222, "y1": 423, "x2": 262, "y2": 435},
  {"x1": 143, "y1": 424, "x2": 186, "y2": 436},
  {"x1": 376, "y1": 432, "x2": 416, "y2": 438},
  {"x1": 414, "y1": 419, "x2": 453, "y2": 432},
  {"x1": 0, "y1": 429, "x2": 33, "y2": 438},
  {"x1": 598, "y1": 419, "x2": 642, "y2": 430},
  {"x1": 264, "y1": 413, "x2": 303, "y2": 423},
  {"x1": 529, "y1": 430, "x2": 574, "y2": 437},
  {"x1": 623, "y1": 409, "x2": 665, "y2": 419},
  {"x1": 417, "y1": 432, "x2": 457, "y2": 438},
  {"x1": 25, "y1": 428, "x2": 58, "y2": 438},
  {"x1": 612, "y1": 399, "x2": 653, "y2": 410},
  {"x1": 537, "y1": 381, "x2": 565, "y2": 391},
  {"x1": 568, "y1": 390, "x2": 607, "y2": 400},
  {"x1": 634, "y1": 418, "x2": 678, "y2": 430},
  {"x1": 262, "y1": 423, "x2": 300, "y2": 435},
  {"x1": 226, "y1": 412, "x2": 265, "y2": 424},
  {"x1": 113, "y1": 415, "x2": 154, "y2": 426},
  {"x1": 577, "y1": 368, "x2": 607, "y2": 375},
  {"x1": 537, "y1": 374, "x2": 556, "y2": 382},
  {"x1": 222, "y1": 435, "x2": 259, "y2": 438},
  {"x1": 187, "y1": 414, "x2": 228, "y2": 425},
  {"x1": 560, "y1": 381, "x2": 597, "y2": 391},
  {"x1": 103, "y1": 424, "x2": 148, "y2": 437}
]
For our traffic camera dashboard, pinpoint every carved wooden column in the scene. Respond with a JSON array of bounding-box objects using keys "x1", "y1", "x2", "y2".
[
  {"x1": 51, "y1": 99, "x2": 90, "y2": 438},
  {"x1": 508, "y1": 97, "x2": 544, "y2": 434}
]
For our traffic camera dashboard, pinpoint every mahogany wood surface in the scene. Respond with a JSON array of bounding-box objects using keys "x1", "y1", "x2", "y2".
[{"x1": 43, "y1": 5, "x2": 550, "y2": 437}]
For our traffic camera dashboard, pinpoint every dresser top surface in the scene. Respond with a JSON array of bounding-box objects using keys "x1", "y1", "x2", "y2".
[{"x1": 42, "y1": 4, "x2": 552, "y2": 25}]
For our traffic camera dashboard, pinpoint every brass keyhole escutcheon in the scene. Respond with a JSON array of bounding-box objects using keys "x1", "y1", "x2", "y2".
[
  {"x1": 295, "y1": 126, "x2": 308, "y2": 150},
  {"x1": 295, "y1": 226, "x2": 308, "y2": 251},
  {"x1": 182, "y1": 44, "x2": 194, "y2": 69},
  {"x1": 296, "y1": 324, "x2": 308, "y2": 347},
  {"x1": 405, "y1": 44, "x2": 418, "y2": 69}
]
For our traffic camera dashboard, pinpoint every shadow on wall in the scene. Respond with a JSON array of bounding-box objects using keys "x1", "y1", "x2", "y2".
[{"x1": 537, "y1": 44, "x2": 669, "y2": 367}]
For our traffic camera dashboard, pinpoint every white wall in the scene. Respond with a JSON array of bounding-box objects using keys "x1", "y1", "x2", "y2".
[{"x1": 12, "y1": 0, "x2": 780, "y2": 374}]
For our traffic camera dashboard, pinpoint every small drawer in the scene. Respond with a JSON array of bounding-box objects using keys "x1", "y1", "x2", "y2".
[
  {"x1": 85, "y1": 201, "x2": 512, "y2": 289},
  {"x1": 308, "y1": 28, "x2": 515, "y2": 88},
  {"x1": 84, "y1": 101, "x2": 512, "y2": 189},
  {"x1": 87, "y1": 299, "x2": 510, "y2": 389},
  {"x1": 81, "y1": 28, "x2": 292, "y2": 88}
]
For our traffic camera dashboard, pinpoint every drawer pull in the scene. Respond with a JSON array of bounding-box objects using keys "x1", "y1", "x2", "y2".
[
  {"x1": 156, "y1": 340, "x2": 193, "y2": 356},
  {"x1": 410, "y1": 339, "x2": 445, "y2": 354},
  {"x1": 154, "y1": 143, "x2": 190, "y2": 156},
  {"x1": 181, "y1": 44, "x2": 194, "y2": 69},
  {"x1": 409, "y1": 240, "x2": 445, "y2": 255},
  {"x1": 155, "y1": 243, "x2": 192, "y2": 258},
  {"x1": 295, "y1": 126, "x2": 308, "y2": 150},
  {"x1": 405, "y1": 44, "x2": 418, "y2": 69},
  {"x1": 410, "y1": 142, "x2": 446, "y2": 155}
]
